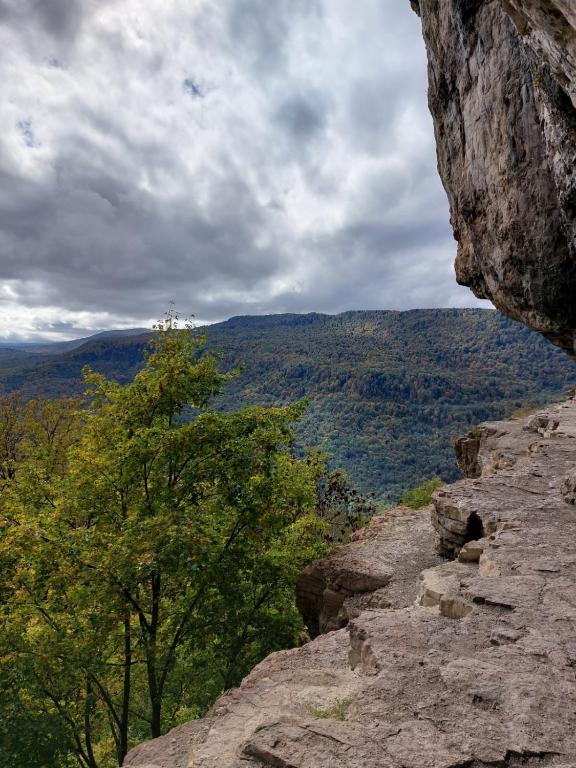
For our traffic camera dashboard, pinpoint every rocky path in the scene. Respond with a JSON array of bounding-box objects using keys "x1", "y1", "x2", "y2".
[{"x1": 125, "y1": 396, "x2": 576, "y2": 768}]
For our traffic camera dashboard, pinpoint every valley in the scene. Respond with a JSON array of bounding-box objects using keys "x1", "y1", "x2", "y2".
[{"x1": 1, "y1": 308, "x2": 573, "y2": 501}]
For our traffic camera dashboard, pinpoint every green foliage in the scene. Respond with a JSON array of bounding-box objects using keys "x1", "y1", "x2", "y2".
[
  {"x1": 0, "y1": 309, "x2": 571, "y2": 764},
  {"x1": 315, "y1": 465, "x2": 377, "y2": 541},
  {"x1": 0, "y1": 310, "x2": 572, "y2": 501},
  {"x1": 401, "y1": 477, "x2": 443, "y2": 509},
  {"x1": 0, "y1": 314, "x2": 330, "y2": 768},
  {"x1": 307, "y1": 698, "x2": 352, "y2": 720},
  {"x1": 0, "y1": 674, "x2": 75, "y2": 768}
]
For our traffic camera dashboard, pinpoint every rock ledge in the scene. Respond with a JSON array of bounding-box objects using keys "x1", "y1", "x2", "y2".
[{"x1": 125, "y1": 395, "x2": 576, "y2": 768}]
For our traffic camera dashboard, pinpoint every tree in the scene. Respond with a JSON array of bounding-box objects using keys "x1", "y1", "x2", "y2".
[
  {"x1": 315, "y1": 465, "x2": 378, "y2": 541},
  {"x1": 0, "y1": 314, "x2": 329, "y2": 767},
  {"x1": 400, "y1": 476, "x2": 442, "y2": 509},
  {"x1": 0, "y1": 396, "x2": 84, "y2": 766}
]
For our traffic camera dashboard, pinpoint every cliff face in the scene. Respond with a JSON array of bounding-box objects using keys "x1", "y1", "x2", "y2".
[
  {"x1": 125, "y1": 396, "x2": 576, "y2": 767},
  {"x1": 413, "y1": 0, "x2": 576, "y2": 355}
]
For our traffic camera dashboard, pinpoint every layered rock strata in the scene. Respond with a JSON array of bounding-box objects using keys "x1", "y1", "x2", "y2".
[
  {"x1": 125, "y1": 396, "x2": 576, "y2": 768},
  {"x1": 412, "y1": 0, "x2": 576, "y2": 354},
  {"x1": 296, "y1": 505, "x2": 441, "y2": 637}
]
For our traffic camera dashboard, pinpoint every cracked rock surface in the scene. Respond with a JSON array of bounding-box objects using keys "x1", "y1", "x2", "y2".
[
  {"x1": 296, "y1": 505, "x2": 441, "y2": 637},
  {"x1": 412, "y1": 0, "x2": 576, "y2": 354},
  {"x1": 125, "y1": 396, "x2": 576, "y2": 768}
]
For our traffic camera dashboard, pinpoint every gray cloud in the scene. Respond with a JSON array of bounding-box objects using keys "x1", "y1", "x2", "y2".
[
  {"x1": 0, "y1": 0, "x2": 488, "y2": 339},
  {"x1": 33, "y1": 0, "x2": 83, "y2": 39},
  {"x1": 345, "y1": 77, "x2": 409, "y2": 156},
  {"x1": 226, "y1": 0, "x2": 322, "y2": 77},
  {"x1": 0, "y1": 0, "x2": 91, "y2": 42},
  {"x1": 274, "y1": 94, "x2": 327, "y2": 143}
]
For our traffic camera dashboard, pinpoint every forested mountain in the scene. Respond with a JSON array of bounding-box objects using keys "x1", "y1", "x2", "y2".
[
  {"x1": 0, "y1": 327, "x2": 150, "y2": 354},
  {"x1": 0, "y1": 309, "x2": 573, "y2": 500}
]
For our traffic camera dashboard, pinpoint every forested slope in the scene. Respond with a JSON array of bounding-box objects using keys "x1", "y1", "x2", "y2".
[{"x1": 0, "y1": 309, "x2": 573, "y2": 500}]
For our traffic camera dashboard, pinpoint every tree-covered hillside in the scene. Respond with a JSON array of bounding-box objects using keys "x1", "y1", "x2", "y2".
[{"x1": 0, "y1": 309, "x2": 573, "y2": 500}]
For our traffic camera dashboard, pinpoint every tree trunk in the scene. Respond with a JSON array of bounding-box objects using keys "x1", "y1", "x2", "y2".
[
  {"x1": 118, "y1": 608, "x2": 132, "y2": 764},
  {"x1": 145, "y1": 572, "x2": 162, "y2": 738}
]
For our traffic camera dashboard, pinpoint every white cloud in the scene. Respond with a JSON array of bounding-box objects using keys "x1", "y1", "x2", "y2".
[{"x1": 0, "y1": 0, "x2": 488, "y2": 339}]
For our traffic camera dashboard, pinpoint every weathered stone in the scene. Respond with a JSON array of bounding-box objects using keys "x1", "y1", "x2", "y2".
[
  {"x1": 524, "y1": 412, "x2": 560, "y2": 435},
  {"x1": 296, "y1": 506, "x2": 441, "y2": 637},
  {"x1": 561, "y1": 468, "x2": 576, "y2": 504},
  {"x1": 500, "y1": 0, "x2": 576, "y2": 108},
  {"x1": 124, "y1": 399, "x2": 576, "y2": 768},
  {"x1": 339, "y1": 588, "x2": 391, "y2": 623},
  {"x1": 458, "y1": 539, "x2": 484, "y2": 562},
  {"x1": 453, "y1": 432, "x2": 482, "y2": 477},
  {"x1": 123, "y1": 721, "x2": 208, "y2": 768},
  {"x1": 414, "y1": 0, "x2": 576, "y2": 354},
  {"x1": 432, "y1": 489, "x2": 496, "y2": 557},
  {"x1": 417, "y1": 561, "x2": 464, "y2": 608},
  {"x1": 439, "y1": 594, "x2": 474, "y2": 619},
  {"x1": 490, "y1": 626, "x2": 523, "y2": 645}
]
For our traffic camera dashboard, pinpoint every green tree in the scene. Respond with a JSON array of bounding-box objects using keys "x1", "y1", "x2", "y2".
[
  {"x1": 0, "y1": 315, "x2": 329, "y2": 767},
  {"x1": 400, "y1": 476, "x2": 442, "y2": 509},
  {"x1": 0, "y1": 396, "x2": 84, "y2": 767},
  {"x1": 315, "y1": 465, "x2": 378, "y2": 541}
]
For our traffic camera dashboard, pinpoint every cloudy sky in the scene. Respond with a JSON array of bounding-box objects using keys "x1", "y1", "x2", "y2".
[{"x1": 0, "y1": 0, "x2": 487, "y2": 340}]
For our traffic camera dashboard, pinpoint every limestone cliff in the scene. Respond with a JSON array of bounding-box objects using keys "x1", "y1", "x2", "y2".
[
  {"x1": 412, "y1": 0, "x2": 576, "y2": 354},
  {"x1": 125, "y1": 396, "x2": 576, "y2": 767}
]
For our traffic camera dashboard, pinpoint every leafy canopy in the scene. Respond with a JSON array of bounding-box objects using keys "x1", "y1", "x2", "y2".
[
  {"x1": 400, "y1": 476, "x2": 443, "y2": 509},
  {"x1": 0, "y1": 314, "x2": 330, "y2": 768}
]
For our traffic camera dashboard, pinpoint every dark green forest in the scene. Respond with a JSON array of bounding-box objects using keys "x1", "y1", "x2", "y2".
[{"x1": 0, "y1": 309, "x2": 573, "y2": 500}]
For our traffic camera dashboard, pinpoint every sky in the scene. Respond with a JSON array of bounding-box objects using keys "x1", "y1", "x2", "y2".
[{"x1": 0, "y1": 0, "x2": 489, "y2": 340}]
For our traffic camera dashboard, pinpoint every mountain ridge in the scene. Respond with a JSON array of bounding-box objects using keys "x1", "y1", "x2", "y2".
[{"x1": 0, "y1": 308, "x2": 573, "y2": 500}]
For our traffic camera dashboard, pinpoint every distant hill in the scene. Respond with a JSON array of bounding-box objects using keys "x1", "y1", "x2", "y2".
[
  {"x1": 0, "y1": 347, "x2": 38, "y2": 366},
  {"x1": 1, "y1": 328, "x2": 150, "y2": 355},
  {"x1": 0, "y1": 310, "x2": 573, "y2": 500}
]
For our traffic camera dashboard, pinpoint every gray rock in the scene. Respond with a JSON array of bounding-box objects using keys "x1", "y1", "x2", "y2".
[
  {"x1": 296, "y1": 506, "x2": 441, "y2": 637},
  {"x1": 413, "y1": 0, "x2": 576, "y2": 355},
  {"x1": 561, "y1": 468, "x2": 576, "y2": 504},
  {"x1": 123, "y1": 721, "x2": 208, "y2": 768},
  {"x1": 501, "y1": 0, "x2": 576, "y2": 108},
  {"x1": 124, "y1": 397, "x2": 576, "y2": 768}
]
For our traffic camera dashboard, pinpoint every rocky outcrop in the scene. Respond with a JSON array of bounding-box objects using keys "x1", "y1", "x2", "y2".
[
  {"x1": 296, "y1": 506, "x2": 441, "y2": 637},
  {"x1": 500, "y1": 1, "x2": 576, "y2": 107},
  {"x1": 412, "y1": 0, "x2": 576, "y2": 355},
  {"x1": 125, "y1": 396, "x2": 576, "y2": 768},
  {"x1": 439, "y1": 405, "x2": 565, "y2": 556},
  {"x1": 123, "y1": 722, "x2": 208, "y2": 768}
]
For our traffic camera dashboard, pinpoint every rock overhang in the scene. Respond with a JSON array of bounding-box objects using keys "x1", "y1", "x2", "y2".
[{"x1": 413, "y1": 0, "x2": 576, "y2": 356}]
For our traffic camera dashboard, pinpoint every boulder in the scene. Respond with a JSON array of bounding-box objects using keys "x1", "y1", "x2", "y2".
[{"x1": 296, "y1": 506, "x2": 441, "y2": 636}]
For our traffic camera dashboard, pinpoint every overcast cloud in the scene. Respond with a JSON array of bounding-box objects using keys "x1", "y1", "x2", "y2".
[{"x1": 0, "y1": 0, "x2": 488, "y2": 340}]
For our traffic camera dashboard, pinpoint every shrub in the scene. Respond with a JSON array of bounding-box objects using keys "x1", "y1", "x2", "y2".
[{"x1": 401, "y1": 476, "x2": 442, "y2": 509}]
